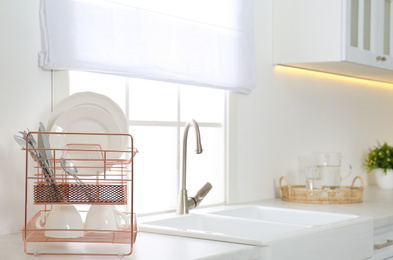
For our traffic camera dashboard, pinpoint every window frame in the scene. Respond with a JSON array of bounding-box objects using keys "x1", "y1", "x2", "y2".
[{"x1": 54, "y1": 71, "x2": 229, "y2": 214}]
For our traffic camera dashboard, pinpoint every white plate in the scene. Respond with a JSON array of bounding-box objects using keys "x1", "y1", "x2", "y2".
[
  {"x1": 48, "y1": 92, "x2": 128, "y2": 135},
  {"x1": 50, "y1": 105, "x2": 126, "y2": 175}
]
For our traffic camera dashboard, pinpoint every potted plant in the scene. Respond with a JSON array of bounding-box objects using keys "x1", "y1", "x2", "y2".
[{"x1": 365, "y1": 141, "x2": 393, "y2": 189}]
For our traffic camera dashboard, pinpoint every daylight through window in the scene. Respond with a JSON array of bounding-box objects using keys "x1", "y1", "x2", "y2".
[{"x1": 68, "y1": 71, "x2": 226, "y2": 214}]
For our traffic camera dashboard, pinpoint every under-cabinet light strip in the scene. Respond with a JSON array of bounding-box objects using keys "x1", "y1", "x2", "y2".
[{"x1": 275, "y1": 65, "x2": 393, "y2": 89}]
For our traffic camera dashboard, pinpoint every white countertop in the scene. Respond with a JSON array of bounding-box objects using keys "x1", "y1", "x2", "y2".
[
  {"x1": 0, "y1": 232, "x2": 256, "y2": 260},
  {"x1": 2, "y1": 186, "x2": 393, "y2": 260},
  {"x1": 250, "y1": 187, "x2": 393, "y2": 228}
]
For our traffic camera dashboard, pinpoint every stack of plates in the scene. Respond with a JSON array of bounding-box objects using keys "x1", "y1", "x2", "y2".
[{"x1": 48, "y1": 92, "x2": 129, "y2": 175}]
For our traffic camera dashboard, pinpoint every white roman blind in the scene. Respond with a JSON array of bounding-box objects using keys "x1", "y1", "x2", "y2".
[{"x1": 39, "y1": 0, "x2": 256, "y2": 94}]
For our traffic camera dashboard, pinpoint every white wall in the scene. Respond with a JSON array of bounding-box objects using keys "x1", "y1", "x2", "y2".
[
  {"x1": 2, "y1": 0, "x2": 393, "y2": 235},
  {"x1": 0, "y1": 0, "x2": 51, "y2": 235},
  {"x1": 228, "y1": 0, "x2": 393, "y2": 203}
]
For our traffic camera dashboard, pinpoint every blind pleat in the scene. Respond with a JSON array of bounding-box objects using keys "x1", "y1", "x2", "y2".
[{"x1": 39, "y1": 0, "x2": 256, "y2": 93}]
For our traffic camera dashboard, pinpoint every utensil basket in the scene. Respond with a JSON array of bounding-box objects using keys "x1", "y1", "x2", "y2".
[
  {"x1": 279, "y1": 176, "x2": 364, "y2": 204},
  {"x1": 21, "y1": 132, "x2": 137, "y2": 256},
  {"x1": 33, "y1": 183, "x2": 128, "y2": 204}
]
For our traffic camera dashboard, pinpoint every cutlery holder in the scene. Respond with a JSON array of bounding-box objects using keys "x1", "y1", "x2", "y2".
[
  {"x1": 34, "y1": 183, "x2": 127, "y2": 204},
  {"x1": 21, "y1": 132, "x2": 137, "y2": 256}
]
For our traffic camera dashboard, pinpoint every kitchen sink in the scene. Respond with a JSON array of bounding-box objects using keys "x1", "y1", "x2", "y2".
[
  {"x1": 139, "y1": 205, "x2": 364, "y2": 245},
  {"x1": 139, "y1": 213, "x2": 310, "y2": 245},
  {"x1": 139, "y1": 204, "x2": 374, "y2": 259},
  {"x1": 209, "y1": 205, "x2": 357, "y2": 226}
]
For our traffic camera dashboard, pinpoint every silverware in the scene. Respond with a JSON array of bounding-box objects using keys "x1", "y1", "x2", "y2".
[
  {"x1": 14, "y1": 135, "x2": 38, "y2": 160},
  {"x1": 60, "y1": 159, "x2": 83, "y2": 184},
  {"x1": 60, "y1": 159, "x2": 93, "y2": 202},
  {"x1": 14, "y1": 135, "x2": 54, "y2": 183},
  {"x1": 26, "y1": 128, "x2": 38, "y2": 151},
  {"x1": 38, "y1": 122, "x2": 53, "y2": 176},
  {"x1": 18, "y1": 130, "x2": 35, "y2": 149},
  {"x1": 15, "y1": 130, "x2": 61, "y2": 202}
]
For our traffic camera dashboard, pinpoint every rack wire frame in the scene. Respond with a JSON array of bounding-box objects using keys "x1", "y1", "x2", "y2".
[{"x1": 20, "y1": 132, "x2": 137, "y2": 256}]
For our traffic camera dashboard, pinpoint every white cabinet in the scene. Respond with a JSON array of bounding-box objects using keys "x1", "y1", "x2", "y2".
[
  {"x1": 347, "y1": 0, "x2": 393, "y2": 70},
  {"x1": 372, "y1": 224, "x2": 393, "y2": 260},
  {"x1": 273, "y1": 0, "x2": 393, "y2": 83}
]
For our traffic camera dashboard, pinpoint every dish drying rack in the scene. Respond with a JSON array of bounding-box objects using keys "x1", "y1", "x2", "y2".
[{"x1": 20, "y1": 132, "x2": 137, "y2": 256}]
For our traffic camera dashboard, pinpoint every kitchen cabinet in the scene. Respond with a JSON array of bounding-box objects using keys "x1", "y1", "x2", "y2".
[
  {"x1": 373, "y1": 223, "x2": 393, "y2": 260},
  {"x1": 273, "y1": 0, "x2": 393, "y2": 83}
]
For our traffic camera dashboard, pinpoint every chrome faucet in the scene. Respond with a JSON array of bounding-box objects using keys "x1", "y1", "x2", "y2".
[{"x1": 176, "y1": 119, "x2": 213, "y2": 215}]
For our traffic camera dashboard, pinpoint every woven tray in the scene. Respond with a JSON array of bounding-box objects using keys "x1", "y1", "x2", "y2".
[
  {"x1": 279, "y1": 176, "x2": 363, "y2": 204},
  {"x1": 34, "y1": 183, "x2": 127, "y2": 204}
]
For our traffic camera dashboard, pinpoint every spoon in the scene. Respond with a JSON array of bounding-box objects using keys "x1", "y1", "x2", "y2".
[
  {"x1": 14, "y1": 135, "x2": 54, "y2": 184},
  {"x1": 60, "y1": 159, "x2": 84, "y2": 184},
  {"x1": 18, "y1": 130, "x2": 38, "y2": 152},
  {"x1": 60, "y1": 159, "x2": 93, "y2": 201},
  {"x1": 14, "y1": 134, "x2": 60, "y2": 202}
]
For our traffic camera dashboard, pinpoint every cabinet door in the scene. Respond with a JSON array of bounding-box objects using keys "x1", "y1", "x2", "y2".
[
  {"x1": 379, "y1": 0, "x2": 393, "y2": 68},
  {"x1": 346, "y1": 0, "x2": 379, "y2": 67},
  {"x1": 347, "y1": 0, "x2": 393, "y2": 69}
]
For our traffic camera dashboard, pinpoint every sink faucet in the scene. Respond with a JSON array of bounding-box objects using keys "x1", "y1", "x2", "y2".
[{"x1": 176, "y1": 119, "x2": 213, "y2": 215}]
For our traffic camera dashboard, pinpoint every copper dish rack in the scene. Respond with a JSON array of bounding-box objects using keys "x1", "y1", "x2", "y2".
[{"x1": 20, "y1": 132, "x2": 137, "y2": 256}]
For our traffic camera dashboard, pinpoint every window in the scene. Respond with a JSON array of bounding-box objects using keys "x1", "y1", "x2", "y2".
[{"x1": 68, "y1": 71, "x2": 226, "y2": 214}]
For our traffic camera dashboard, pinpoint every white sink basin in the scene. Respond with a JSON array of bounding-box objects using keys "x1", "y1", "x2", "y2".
[
  {"x1": 139, "y1": 204, "x2": 374, "y2": 259},
  {"x1": 140, "y1": 213, "x2": 310, "y2": 245},
  {"x1": 209, "y1": 206, "x2": 357, "y2": 226}
]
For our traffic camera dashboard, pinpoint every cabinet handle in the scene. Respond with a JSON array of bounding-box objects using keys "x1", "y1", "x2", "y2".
[
  {"x1": 376, "y1": 56, "x2": 387, "y2": 61},
  {"x1": 375, "y1": 240, "x2": 393, "y2": 249}
]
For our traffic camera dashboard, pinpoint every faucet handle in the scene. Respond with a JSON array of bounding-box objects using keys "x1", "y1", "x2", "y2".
[
  {"x1": 189, "y1": 182, "x2": 213, "y2": 209},
  {"x1": 194, "y1": 182, "x2": 212, "y2": 200}
]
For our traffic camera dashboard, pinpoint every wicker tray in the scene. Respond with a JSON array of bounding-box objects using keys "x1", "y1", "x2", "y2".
[{"x1": 279, "y1": 176, "x2": 364, "y2": 204}]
